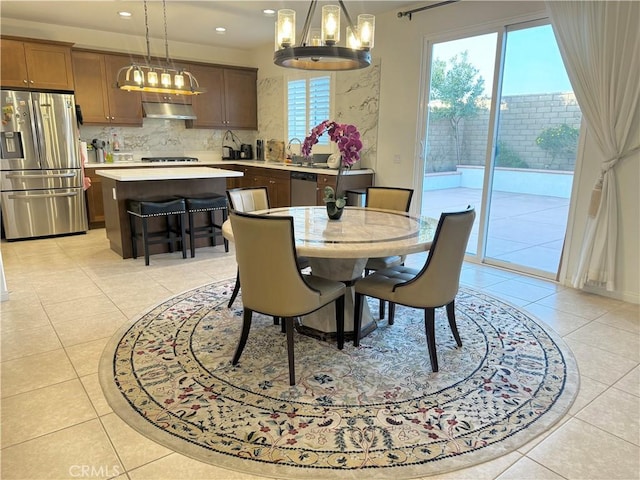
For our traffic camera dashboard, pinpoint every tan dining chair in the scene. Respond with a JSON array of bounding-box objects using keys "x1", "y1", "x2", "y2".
[
  {"x1": 229, "y1": 210, "x2": 346, "y2": 385},
  {"x1": 354, "y1": 206, "x2": 475, "y2": 373},
  {"x1": 226, "y1": 187, "x2": 310, "y2": 309},
  {"x1": 364, "y1": 186, "x2": 414, "y2": 319}
]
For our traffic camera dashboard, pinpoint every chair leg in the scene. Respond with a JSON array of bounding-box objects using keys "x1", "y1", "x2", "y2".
[
  {"x1": 189, "y1": 211, "x2": 196, "y2": 258},
  {"x1": 232, "y1": 308, "x2": 253, "y2": 365},
  {"x1": 129, "y1": 215, "x2": 138, "y2": 259},
  {"x1": 424, "y1": 308, "x2": 439, "y2": 372},
  {"x1": 179, "y1": 213, "x2": 187, "y2": 259},
  {"x1": 446, "y1": 300, "x2": 462, "y2": 347},
  {"x1": 228, "y1": 270, "x2": 241, "y2": 308},
  {"x1": 166, "y1": 216, "x2": 174, "y2": 253},
  {"x1": 209, "y1": 210, "x2": 217, "y2": 248},
  {"x1": 353, "y1": 292, "x2": 364, "y2": 347},
  {"x1": 222, "y1": 209, "x2": 229, "y2": 252},
  {"x1": 285, "y1": 317, "x2": 296, "y2": 385},
  {"x1": 335, "y1": 294, "x2": 345, "y2": 350},
  {"x1": 141, "y1": 217, "x2": 150, "y2": 266},
  {"x1": 389, "y1": 302, "x2": 396, "y2": 325},
  {"x1": 379, "y1": 299, "x2": 385, "y2": 319}
]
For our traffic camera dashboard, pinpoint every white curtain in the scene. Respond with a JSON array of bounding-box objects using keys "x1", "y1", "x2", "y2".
[{"x1": 546, "y1": 1, "x2": 640, "y2": 291}]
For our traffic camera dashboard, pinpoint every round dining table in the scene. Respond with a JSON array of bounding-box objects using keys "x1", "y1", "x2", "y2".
[{"x1": 222, "y1": 206, "x2": 438, "y2": 339}]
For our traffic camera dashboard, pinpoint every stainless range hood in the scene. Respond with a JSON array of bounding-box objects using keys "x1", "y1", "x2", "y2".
[{"x1": 142, "y1": 102, "x2": 197, "y2": 120}]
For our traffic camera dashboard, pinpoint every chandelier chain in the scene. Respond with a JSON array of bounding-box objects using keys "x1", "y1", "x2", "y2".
[
  {"x1": 163, "y1": 0, "x2": 170, "y2": 64},
  {"x1": 143, "y1": 0, "x2": 151, "y2": 63}
]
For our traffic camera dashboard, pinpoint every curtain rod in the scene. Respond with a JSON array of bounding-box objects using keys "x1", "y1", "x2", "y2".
[{"x1": 397, "y1": 0, "x2": 461, "y2": 20}]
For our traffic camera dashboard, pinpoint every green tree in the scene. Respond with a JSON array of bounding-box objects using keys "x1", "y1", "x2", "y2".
[
  {"x1": 535, "y1": 124, "x2": 579, "y2": 168},
  {"x1": 429, "y1": 51, "x2": 486, "y2": 164}
]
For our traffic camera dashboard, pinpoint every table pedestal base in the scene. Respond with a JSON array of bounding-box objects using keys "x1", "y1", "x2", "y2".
[{"x1": 299, "y1": 258, "x2": 376, "y2": 338}]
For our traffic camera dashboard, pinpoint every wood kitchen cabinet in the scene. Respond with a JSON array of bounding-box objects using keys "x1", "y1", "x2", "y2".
[
  {"x1": 186, "y1": 65, "x2": 257, "y2": 130},
  {"x1": 232, "y1": 166, "x2": 290, "y2": 207},
  {"x1": 71, "y1": 51, "x2": 142, "y2": 126},
  {"x1": 85, "y1": 169, "x2": 105, "y2": 228},
  {"x1": 316, "y1": 172, "x2": 374, "y2": 206},
  {"x1": 1, "y1": 38, "x2": 74, "y2": 90}
]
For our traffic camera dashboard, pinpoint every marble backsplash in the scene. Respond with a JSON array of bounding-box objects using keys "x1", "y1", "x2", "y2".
[
  {"x1": 81, "y1": 59, "x2": 380, "y2": 167},
  {"x1": 80, "y1": 120, "x2": 257, "y2": 162}
]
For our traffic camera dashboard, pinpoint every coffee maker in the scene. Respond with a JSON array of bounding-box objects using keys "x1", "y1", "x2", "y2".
[{"x1": 240, "y1": 144, "x2": 253, "y2": 159}]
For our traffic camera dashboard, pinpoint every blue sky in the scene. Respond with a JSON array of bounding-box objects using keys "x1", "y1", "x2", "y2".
[{"x1": 432, "y1": 24, "x2": 572, "y2": 96}]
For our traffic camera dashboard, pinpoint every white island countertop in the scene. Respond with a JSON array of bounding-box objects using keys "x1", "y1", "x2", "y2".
[{"x1": 95, "y1": 166, "x2": 243, "y2": 181}]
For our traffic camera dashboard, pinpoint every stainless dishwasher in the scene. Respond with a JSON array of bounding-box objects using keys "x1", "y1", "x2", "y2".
[{"x1": 290, "y1": 171, "x2": 318, "y2": 206}]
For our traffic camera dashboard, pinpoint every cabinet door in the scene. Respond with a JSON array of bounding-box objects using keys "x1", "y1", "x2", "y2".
[
  {"x1": 24, "y1": 42, "x2": 74, "y2": 91},
  {"x1": 316, "y1": 174, "x2": 337, "y2": 205},
  {"x1": 224, "y1": 69, "x2": 257, "y2": 130},
  {"x1": 103, "y1": 54, "x2": 143, "y2": 126},
  {"x1": 72, "y1": 51, "x2": 110, "y2": 124},
  {"x1": 185, "y1": 64, "x2": 225, "y2": 129},
  {"x1": 0, "y1": 39, "x2": 29, "y2": 88},
  {"x1": 85, "y1": 171, "x2": 105, "y2": 227}
]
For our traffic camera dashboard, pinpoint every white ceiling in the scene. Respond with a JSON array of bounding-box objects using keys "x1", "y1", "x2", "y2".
[{"x1": 0, "y1": 1, "x2": 419, "y2": 51}]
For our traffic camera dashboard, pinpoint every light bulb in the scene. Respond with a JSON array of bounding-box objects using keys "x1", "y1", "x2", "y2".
[
  {"x1": 161, "y1": 72, "x2": 171, "y2": 87},
  {"x1": 357, "y1": 14, "x2": 375, "y2": 49},
  {"x1": 133, "y1": 69, "x2": 143, "y2": 85},
  {"x1": 147, "y1": 70, "x2": 158, "y2": 86},
  {"x1": 322, "y1": 5, "x2": 340, "y2": 45},
  {"x1": 174, "y1": 74, "x2": 185, "y2": 88}
]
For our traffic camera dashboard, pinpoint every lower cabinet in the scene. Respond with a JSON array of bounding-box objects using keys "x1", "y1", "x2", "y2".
[
  {"x1": 232, "y1": 166, "x2": 291, "y2": 208},
  {"x1": 316, "y1": 173, "x2": 374, "y2": 206},
  {"x1": 85, "y1": 169, "x2": 105, "y2": 228}
]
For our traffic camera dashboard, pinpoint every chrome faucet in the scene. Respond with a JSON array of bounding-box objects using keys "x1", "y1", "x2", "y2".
[{"x1": 287, "y1": 138, "x2": 302, "y2": 159}]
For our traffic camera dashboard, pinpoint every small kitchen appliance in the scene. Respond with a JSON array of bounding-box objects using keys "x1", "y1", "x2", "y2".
[
  {"x1": 240, "y1": 144, "x2": 253, "y2": 159},
  {"x1": 256, "y1": 139, "x2": 264, "y2": 161}
]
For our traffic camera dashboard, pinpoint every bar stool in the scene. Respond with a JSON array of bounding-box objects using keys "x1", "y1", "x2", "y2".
[
  {"x1": 183, "y1": 194, "x2": 229, "y2": 257},
  {"x1": 127, "y1": 197, "x2": 187, "y2": 266}
]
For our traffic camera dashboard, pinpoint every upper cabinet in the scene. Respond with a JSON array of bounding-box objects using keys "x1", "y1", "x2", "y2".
[
  {"x1": 72, "y1": 51, "x2": 142, "y2": 126},
  {"x1": 1, "y1": 38, "x2": 74, "y2": 91},
  {"x1": 187, "y1": 65, "x2": 257, "y2": 130}
]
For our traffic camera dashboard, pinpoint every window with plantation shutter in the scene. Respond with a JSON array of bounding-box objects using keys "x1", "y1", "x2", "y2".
[{"x1": 287, "y1": 75, "x2": 331, "y2": 147}]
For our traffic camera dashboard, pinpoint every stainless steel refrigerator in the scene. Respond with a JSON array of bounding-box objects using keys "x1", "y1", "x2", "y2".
[{"x1": 0, "y1": 90, "x2": 87, "y2": 240}]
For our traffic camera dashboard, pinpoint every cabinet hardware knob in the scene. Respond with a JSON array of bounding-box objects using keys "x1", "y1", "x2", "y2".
[
  {"x1": 29, "y1": 80, "x2": 34, "y2": 84},
  {"x1": 23, "y1": 79, "x2": 28, "y2": 84}
]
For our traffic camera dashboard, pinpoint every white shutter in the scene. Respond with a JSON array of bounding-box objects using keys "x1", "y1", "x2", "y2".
[{"x1": 287, "y1": 75, "x2": 331, "y2": 145}]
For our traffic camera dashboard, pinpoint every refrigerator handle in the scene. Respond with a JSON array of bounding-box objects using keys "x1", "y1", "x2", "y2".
[
  {"x1": 8, "y1": 191, "x2": 80, "y2": 199},
  {"x1": 30, "y1": 93, "x2": 47, "y2": 167},
  {"x1": 5, "y1": 172, "x2": 76, "y2": 179}
]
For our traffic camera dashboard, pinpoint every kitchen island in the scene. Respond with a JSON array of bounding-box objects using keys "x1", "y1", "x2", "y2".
[{"x1": 96, "y1": 167, "x2": 242, "y2": 259}]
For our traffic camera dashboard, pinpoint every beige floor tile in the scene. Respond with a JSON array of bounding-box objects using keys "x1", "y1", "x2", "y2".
[
  {"x1": 0, "y1": 287, "x2": 41, "y2": 311},
  {"x1": 43, "y1": 293, "x2": 120, "y2": 325},
  {"x1": 537, "y1": 289, "x2": 624, "y2": 320},
  {"x1": 564, "y1": 338, "x2": 638, "y2": 385},
  {"x1": 53, "y1": 310, "x2": 128, "y2": 347},
  {"x1": 527, "y1": 418, "x2": 640, "y2": 480},
  {"x1": 0, "y1": 324, "x2": 62, "y2": 362},
  {"x1": 1, "y1": 379, "x2": 96, "y2": 448},
  {"x1": 568, "y1": 375, "x2": 608, "y2": 416},
  {"x1": 80, "y1": 373, "x2": 112, "y2": 416},
  {"x1": 576, "y1": 387, "x2": 640, "y2": 446},
  {"x1": 614, "y1": 365, "x2": 640, "y2": 397},
  {"x1": 482, "y1": 279, "x2": 557, "y2": 303},
  {"x1": 1, "y1": 348, "x2": 76, "y2": 397},
  {"x1": 33, "y1": 281, "x2": 105, "y2": 305},
  {"x1": 597, "y1": 303, "x2": 640, "y2": 334},
  {"x1": 515, "y1": 417, "x2": 569, "y2": 455},
  {"x1": 0, "y1": 303, "x2": 51, "y2": 333},
  {"x1": 65, "y1": 337, "x2": 110, "y2": 377},
  {"x1": 566, "y1": 321, "x2": 640, "y2": 362},
  {"x1": 100, "y1": 412, "x2": 173, "y2": 471},
  {"x1": 496, "y1": 456, "x2": 563, "y2": 479},
  {"x1": 0, "y1": 419, "x2": 123, "y2": 480},
  {"x1": 523, "y1": 303, "x2": 593, "y2": 337}
]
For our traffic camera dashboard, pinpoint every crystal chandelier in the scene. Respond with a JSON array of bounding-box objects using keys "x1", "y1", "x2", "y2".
[
  {"x1": 116, "y1": 0, "x2": 205, "y2": 95},
  {"x1": 274, "y1": 1, "x2": 375, "y2": 71}
]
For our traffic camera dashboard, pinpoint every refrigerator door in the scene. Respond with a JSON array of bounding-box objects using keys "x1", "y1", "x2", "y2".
[
  {"x1": 31, "y1": 92, "x2": 79, "y2": 170},
  {"x1": 0, "y1": 90, "x2": 40, "y2": 171},
  {"x1": 1, "y1": 169, "x2": 82, "y2": 191},
  {"x1": 0, "y1": 187, "x2": 87, "y2": 239}
]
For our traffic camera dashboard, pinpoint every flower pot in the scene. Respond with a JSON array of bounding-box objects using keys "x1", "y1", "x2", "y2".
[{"x1": 326, "y1": 201, "x2": 344, "y2": 220}]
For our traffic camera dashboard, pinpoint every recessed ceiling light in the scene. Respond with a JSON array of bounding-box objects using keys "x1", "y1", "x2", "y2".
[
  {"x1": 118, "y1": 11, "x2": 132, "y2": 18},
  {"x1": 263, "y1": 9, "x2": 276, "y2": 16},
  {"x1": 215, "y1": 27, "x2": 226, "y2": 34}
]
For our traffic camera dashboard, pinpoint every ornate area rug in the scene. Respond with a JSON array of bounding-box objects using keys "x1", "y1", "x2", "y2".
[{"x1": 100, "y1": 279, "x2": 579, "y2": 479}]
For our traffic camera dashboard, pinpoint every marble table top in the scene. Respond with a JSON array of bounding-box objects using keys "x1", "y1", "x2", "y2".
[{"x1": 223, "y1": 206, "x2": 438, "y2": 259}]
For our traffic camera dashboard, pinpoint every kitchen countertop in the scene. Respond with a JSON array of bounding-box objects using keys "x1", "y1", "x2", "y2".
[
  {"x1": 94, "y1": 166, "x2": 242, "y2": 182},
  {"x1": 85, "y1": 160, "x2": 374, "y2": 176}
]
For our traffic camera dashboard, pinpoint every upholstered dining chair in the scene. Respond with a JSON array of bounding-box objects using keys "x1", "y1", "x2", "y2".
[
  {"x1": 354, "y1": 206, "x2": 475, "y2": 373},
  {"x1": 229, "y1": 210, "x2": 346, "y2": 386},
  {"x1": 364, "y1": 186, "x2": 414, "y2": 319},
  {"x1": 226, "y1": 187, "x2": 310, "y2": 309}
]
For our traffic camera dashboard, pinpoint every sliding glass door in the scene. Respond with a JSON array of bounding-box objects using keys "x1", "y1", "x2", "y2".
[{"x1": 420, "y1": 20, "x2": 581, "y2": 278}]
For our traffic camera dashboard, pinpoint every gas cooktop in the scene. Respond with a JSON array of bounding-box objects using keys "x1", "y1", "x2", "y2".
[{"x1": 141, "y1": 157, "x2": 199, "y2": 163}]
